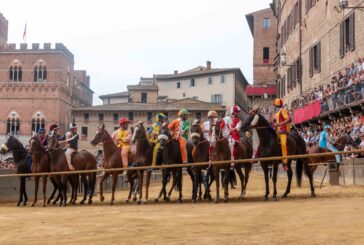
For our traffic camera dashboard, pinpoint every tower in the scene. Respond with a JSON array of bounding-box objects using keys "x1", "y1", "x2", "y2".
[{"x1": 0, "y1": 13, "x2": 8, "y2": 45}]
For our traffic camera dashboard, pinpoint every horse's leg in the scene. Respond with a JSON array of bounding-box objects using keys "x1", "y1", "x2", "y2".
[
  {"x1": 22, "y1": 177, "x2": 28, "y2": 206},
  {"x1": 31, "y1": 176, "x2": 40, "y2": 207},
  {"x1": 272, "y1": 162, "x2": 279, "y2": 201},
  {"x1": 88, "y1": 173, "x2": 96, "y2": 204},
  {"x1": 155, "y1": 169, "x2": 166, "y2": 202},
  {"x1": 47, "y1": 177, "x2": 57, "y2": 204},
  {"x1": 187, "y1": 167, "x2": 195, "y2": 200},
  {"x1": 168, "y1": 171, "x2": 177, "y2": 198},
  {"x1": 192, "y1": 169, "x2": 199, "y2": 202},
  {"x1": 52, "y1": 176, "x2": 62, "y2": 205},
  {"x1": 214, "y1": 167, "x2": 220, "y2": 203},
  {"x1": 177, "y1": 169, "x2": 183, "y2": 203},
  {"x1": 234, "y1": 165, "x2": 245, "y2": 199},
  {"x1": 302, "y1": 159, "x2": 316, "y2": 197},
  {"x1": 223, "y1": 167, "x2": 229, "y2": 202},
  {"x1": 137, "y1": 170, "x2": 145, "y2": 204},
  {"x1": 145, "y1": 170, "x2": 152, "y2": 203},
  {"x1": 283, "y1": 161, "x2": 293, "y2": 198},
  {"x1": 17, "y1": 177, "x2": 23, "y2": 206},
  {"x1": 125, "y1": 172, "x2": 134, "y2": 203},
  {"x1": 163, "y1": 169, "x2": 171, "y2": 202},
  {"x1": 99, "y1": 173, "x2": 110, "y2": 202},
  {"x1": 262, "y1": 163, "x2": 270, "y2": 201},
  {"x1": 243, "y1": 164, "x2": 252, "y2": 197},
  {"x1": 202, "y1": 170, "x2": 212, "y2": 201},
  {"x1": 110, "y1": 174, "x2": 118, "y2": 205},
  {"x1": 70, "y1": 175, "x2": 78, "y2": 205},
  {"x1": 61, "y1": 175, "x2": 68, "y2": 207},
  {"x1": 79, "y1": 174, "x2": 87, "y2": 205},
  {"x1": 41, "y1": 175, "x2": 47, "y2": 207}
]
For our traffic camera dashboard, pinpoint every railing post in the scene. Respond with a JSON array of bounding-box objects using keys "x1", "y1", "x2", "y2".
[{"x1": 353, "y1": 158, "x2": 356, "y2": 185}]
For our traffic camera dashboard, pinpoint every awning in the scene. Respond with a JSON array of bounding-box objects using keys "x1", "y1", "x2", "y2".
[{"x1": 293, "y1": 100, "x2": 321, "y2": 124}]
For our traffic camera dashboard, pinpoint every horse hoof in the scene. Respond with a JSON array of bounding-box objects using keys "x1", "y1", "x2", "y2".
[
  {"x1": 16, "y1": 202, "x2": 20, "y2": 207},
  {"x1": 264, "y1": 197, "x2": 269, "y2": 201},
  {"x1": 272, "y1": 197, "x2": 277, "y2": 201},
  {"x1": 125, "y1": 199, "x2": 129, "y2": 203},
  {"x1": 47, "y1": 199, "x2": 51, "y2": 204},
  {"x1": 311, "y1": 193, "x2": 316, "y2": 198},
  {"x1": 52, "y1": 201, "x2": 58, "y2": 205},
  {"x1": 88, "y1": 200, "x2": 93, "y2": 205},
  {"x1": 110, "y1": 202, "x2": 114, "y2": 206},
  {"x1": 282, "y1": 193, "x2": 288, "y2": 198},
  {"x1": 22, "y1": 202, "x2": 27, "y2": 206},
  {"x1": 31, "y1": 203, "x2": 35, "y2": 207},
  {"x1": 133, "y1": 197, "x2": 138, "y2": 202},
  {"x1": 154, "y1": 199, "x2": 159, "y2": 203},
  {"x1": 164, "y1": 198, "x2": 170, "y2": 203},
  {"x1": 239, "y1": 196, "x2": 244, "y2": 201},
  {"x1": 178, "y1": 199, "x2": 183, "y2": 204},
  {"x1": 79, "y1": 200, "x2": 85, "y2": 205},
  {"x1": 42, "y1": 203, "x2": 46, "y2": 207},
  {"x1": 224, "y1": 198, "x2": 229, "y2": 203},
  {"x1": 192, "y1": 199, "x2": 197, "y2": 203},
  {"x1": 62, "y1": 203, "x2": 66, "y2": 207},
  {"x1": 100, "y1": 196, "x2": 105, "y2": 202},
  {"x1": 214, "y1": 199, "x2": 219, "y2": 204}
]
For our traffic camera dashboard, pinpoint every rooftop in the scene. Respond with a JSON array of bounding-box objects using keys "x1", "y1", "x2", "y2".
[{"x1": 99, "y1": 91, "x2": 129, "y2": 99}]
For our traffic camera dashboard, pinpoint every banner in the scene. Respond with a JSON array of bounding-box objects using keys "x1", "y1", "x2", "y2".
[{"x1": 293, "y1": 100, "x2": 321, "y2": 124}]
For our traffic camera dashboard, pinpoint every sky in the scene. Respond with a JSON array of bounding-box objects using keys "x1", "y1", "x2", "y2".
[{"x1": 1, "y1": 0, "x2": 272, "y2": 105}]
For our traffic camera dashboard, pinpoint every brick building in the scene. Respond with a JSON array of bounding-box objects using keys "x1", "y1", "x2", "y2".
[
  {"x1": 272, "y1": 0, "x2": 364, "y2": 107},
  {"x1": 245, "y1": 8, "x2": 277, "y2": 109},
  {"x1": 0, "y1": 14, "x2": 93, "y2": 143}
]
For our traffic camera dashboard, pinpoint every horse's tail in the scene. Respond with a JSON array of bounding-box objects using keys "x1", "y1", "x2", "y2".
[{"x1": 296, "y1": 159, "x2": 303, "y2": 188}]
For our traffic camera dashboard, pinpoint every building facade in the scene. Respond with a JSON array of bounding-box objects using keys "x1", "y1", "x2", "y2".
[
  {"x1": 154, "y1": 61, "x2": 250, "y2": 112},
  {"x1": 0, "y1": 13, "x2": 8, "y2": 45},
  {"x1": 0, "y1": 15, "x2": 93, "y2": 143},
  {"x1": 272, "y1": 0, "x2": 364, "y2": 107}
]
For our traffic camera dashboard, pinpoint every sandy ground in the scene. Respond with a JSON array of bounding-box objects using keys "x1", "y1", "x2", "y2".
[{"x1": 0, "y1": 172, "x2": 364, "y2": 245}]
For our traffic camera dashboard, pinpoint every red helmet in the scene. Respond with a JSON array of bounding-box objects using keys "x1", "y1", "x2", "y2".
[
  {"x1": 273, "y1": 98, "x2": 284, "y2": 107},
  {"x1": 119, "y1": 118, "x2": 130, "y2": 125},
  {"x1": 49, "y1": 124, "x2": 59, "y2": 131},
  {"x1": 230, "y1": 105, "x2": 241, "y2": 114}
]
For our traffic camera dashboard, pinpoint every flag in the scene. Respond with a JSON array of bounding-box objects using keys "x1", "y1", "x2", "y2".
[{"x1": 23, "y1": 23, "x2": 27, "y2": 41}]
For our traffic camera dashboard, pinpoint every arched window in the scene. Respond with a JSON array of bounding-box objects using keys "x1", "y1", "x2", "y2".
[
  {"x1": 7, "y1": 111, "x2": 20, "y2": 135},
  {"x1": 9, "y1": 65, "x2": 22, "y2": 82},
  {"x1": 31, "y1": 112, "x2": 45, "y2": 133},
  {"x1": 34, "y1": 60, "x2": 47, "y2": 82}
]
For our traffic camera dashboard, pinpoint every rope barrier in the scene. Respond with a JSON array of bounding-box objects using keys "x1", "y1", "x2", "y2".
[{"x1": 0, "y1": 150, "x2": 363, "y2": 178}]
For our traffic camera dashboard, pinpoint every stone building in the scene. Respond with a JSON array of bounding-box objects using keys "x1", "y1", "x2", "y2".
[
  {"x1": 0, "y1": 14, "x2": 93, "y2": 143},
  {"x1": 245, "y1": 8, "x2": 278, "y2": 109},
  {"x1": 272, "y1": 0, "x2": 364, "y2": 107},
  {"x1": 0, "y1": 13, "x2": 8, "y2": 45}
]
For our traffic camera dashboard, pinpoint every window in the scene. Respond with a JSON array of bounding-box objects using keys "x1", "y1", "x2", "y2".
[
  {"x1": 177, "y1": 82, "x2": 181, "y2": 89},
  {"x1": 305, "y1": 0, "x2": 317, "y2": 14},
  {"x1": 340, "y1": 13, "x2": 355, "y2": 58},
  {"x1": 164, "y1": 112, "x2": 169, "y2": 120},
  {"x1": 113, "y1": 113, "x2": 119, "y2": 123},
  {"x1": 263, "y1": 18, "x2": 270, "y2": 29},
  {"x1": 147, "y1": 112, "x2": 152, "y2": 121},
  {"x1": 196, "y1": 112, "x2": 202, "y2": 120},
  {"x1": 99, "y1": 113, "x2": 104, "y2": 122},
  {"x1": 221, "y1": 75, "x2": 225, "y2": 84},
  {"x1": 309, "y1": 42, "x2": 321, "y2": 77},
  {"x1": 128, "y1": 112, "x2": 134, "y2": 121},
  {"x1": 192, "y1": 96, "x2": 198, "y2": 100},
  {"x1": 7, "y1": 112, "x2": 20, "y2": 135},
  {"x1": 81, "y1": 127, "x2": 88, "y2": 139},
  {"x1": 183, "y1": 93, "x2": 186, "y2": 98},
  {"x1": 31, "y1": 118, "x2": 45, "y2": 133},
  {"x1": 9, "y1": 65, "x2": 22, "y2": 82},
  {"x1": 208, "y1": 77, "x2": 212, "y2": 85},
  {"x1": 190, "y1": 78, "x2": 195, "y2": 87},
  {"x1": 141, "y1": 93, "x2": 147, "y2": 103},
  {"x1": 211, "y1": 94, "x2": 223, "y2": 104},
  {"x1": 34, "y1": 65, "x2": 47, "y2": 82},
  {"x1": 263, "y1": 47, "x2": 270, "y2": 64},
  {"x1": 84, "y1": 113, "x2": 89, "y2": 123}
]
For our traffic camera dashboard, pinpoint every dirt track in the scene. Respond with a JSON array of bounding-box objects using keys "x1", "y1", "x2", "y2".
[{"x1": 0, "y1": 172, "x2": 364, "y2": 245}]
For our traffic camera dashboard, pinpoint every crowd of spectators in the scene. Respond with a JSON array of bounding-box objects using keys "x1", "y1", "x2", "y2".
[{"x1": 291, "y1": 58, "x2": 364, "y2": 111}]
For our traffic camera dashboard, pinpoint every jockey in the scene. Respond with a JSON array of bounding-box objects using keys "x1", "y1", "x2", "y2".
[
  {"x1": 227, "y1": 106, "x2": 242, "y2": 160},
  {"x1": 37, "y1": 128, "x2": 48, "y2": 147},
  {"x1": 112, "y1": 118, "x2": 132, "y2": 168},
  {"x1": 319, "y1": 125, "x2": 341, "y2": 163},
  {"x1": 273, "y1": 98, "x2": 291, "y2": 171},
  {"x1": 168, "y1": 108, "x2": 190, "y2": 163},
  {"x1": 58, "y1": 122, "x2": 79, "y2": 171},
  {"x1": 150, "y1": 113, "x2": 166, "y2": 166},
  {"x1": 202, "y1": 110, "x2": 218, "y2": 141},
  {"x1": 49, "y1": 124, "x2": 60, "y2": 138}
]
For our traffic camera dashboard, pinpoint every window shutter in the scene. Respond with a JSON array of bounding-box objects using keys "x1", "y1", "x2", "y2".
[
  {"x1": 211, "y1": 95, "x2": 214, "y2": 103},
  {"x1": 220, "y1": 94, "x2": 223, "y2": 104},
  {"x1": 339, "y1": 22, "x2": 344, "y2": 58},
  {"x1": 349, "y1": 13, "x2": 355, "y2": 51},
  {"x1": 317, "y1": 42, "x2": 321, "y2": 73},
  {"x1": 309, "y1": 47, "x2": 313, "y2": 78},
  {"x1": 305, "y1": 0, "x2": 309, "y2": 14}
]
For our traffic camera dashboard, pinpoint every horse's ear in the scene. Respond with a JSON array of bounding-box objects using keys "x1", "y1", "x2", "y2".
[{"x1": 101, "y1": 124, "x2": 105, "y2": 130}]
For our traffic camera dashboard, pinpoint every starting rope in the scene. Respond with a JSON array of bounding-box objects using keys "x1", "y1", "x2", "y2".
[{"x1": 0, "y1": 150, "x2": 363, "y2": 178}]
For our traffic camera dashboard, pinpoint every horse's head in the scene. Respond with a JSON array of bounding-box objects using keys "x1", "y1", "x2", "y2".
[
  {"x1": 337, "y1": 132, "x2": 357, "y2": 148},
  {"x1": 158, "y1": 122, "x2": 171, "y2": 149},
  {"x1": 29, "y1": 135, "x2": 42, "y2": 154},
  {"x1": 132, "y1": 121, "x2": 146, "y2": 144},
  {"x1": 241, "y1": 108, "x2": 263, "y2": 131},
  {"x1": 210, "y1": 120, "x2": 224, "y2": 147},
  {"x1": 1, "y1": 135, "x2": 23, "y2": 154},
  {"x1": 90, "y1": 124, "x2": 106, "y2": 147},
  {"x1": 190, "y1": 119, "x2": 203, "y2": 146}
]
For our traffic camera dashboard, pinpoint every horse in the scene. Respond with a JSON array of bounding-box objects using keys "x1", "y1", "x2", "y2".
[
  {"x1": 308, "y1": 132, "x2": 356, "y2": 174},
  {"x1": 130, "y1": 121, "x2": 154, "y2": 204},
  {"x1": 241, "y1": 110, "x2": 316, "y2": 200},
  {"x1": 189, "y1": 121, "x2": 212, "y2": 202},
  {"x1": 155, "y1": 124, "x2": 183, "y2": 203},
  {"x1": 28, "y1": 135, "x2": 59, "y2": 207},
  {"x1": 90, "y1": 124, "x2": 135, "y2": 205},
  {"x1": 209, "y1": 120, "x2": 232, "y2": 203},
  {"x1": 1, "y1": 135, "x2": 30, "y2": 206}
]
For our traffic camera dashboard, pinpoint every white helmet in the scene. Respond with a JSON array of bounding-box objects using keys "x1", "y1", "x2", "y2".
[{"x1": 69, "y1": 122, "x2": 77, "y2": 129}]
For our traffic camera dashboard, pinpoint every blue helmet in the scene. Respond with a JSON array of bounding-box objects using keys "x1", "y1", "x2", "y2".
[
  {"x1": 324, "y1": 125, "x2": 331, "y2": 130},
  {"x1": 38, "y1": 128, "x2": 46, "y2": 133}
]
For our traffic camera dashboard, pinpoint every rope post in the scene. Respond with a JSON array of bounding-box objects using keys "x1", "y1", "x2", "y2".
[
  {"x1": 353, "y1": 158, "x2": 356, "y2": 185},
  {"x1": 328, "y1": 160, "x2": 339, "y2": 186}
]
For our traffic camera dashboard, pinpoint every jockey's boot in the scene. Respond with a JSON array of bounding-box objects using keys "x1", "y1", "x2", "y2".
[
  {"x1": 283, "y1": 163, "x2": 289, "y2": 171},
  {"x1": 68, "y1": 162, "x2": 75, "y2": 171}
]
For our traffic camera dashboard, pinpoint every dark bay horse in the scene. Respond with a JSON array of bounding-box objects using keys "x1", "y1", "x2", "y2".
[
  {"x1": 308, "y1": 132, "x2": 356, "y2": 174},
  {"x1": 28, "y1": 136, "x2": 58, "y2": 207},
  {"x1": 131, "y1": 121, "x2": 154, "y2": 204},
  {"x1": 90, "y1": 124, "x2": 135, "y2": 205},
  {"x1": 1, "y1": 135, "x2": 29, "y2": 206},
  {"x1": 155, "y1": 125, "x2": 183, "y2": 203},
  {"x1": 241, "y1": 111, "x2": 315, "y2": 200}
]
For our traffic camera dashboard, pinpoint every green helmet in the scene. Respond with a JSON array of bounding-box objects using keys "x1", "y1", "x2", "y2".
[{"x1": 178, "y1": 108, "x2": 188, "y2": 117}]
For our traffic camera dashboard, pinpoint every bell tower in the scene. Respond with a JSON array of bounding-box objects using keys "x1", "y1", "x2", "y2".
[{"x1": 0, "y1": 13, "x2": 8, "y2": 45}]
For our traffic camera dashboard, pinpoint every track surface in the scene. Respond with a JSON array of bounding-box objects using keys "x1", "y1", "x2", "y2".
[{"x1": 0, "y1": 172, "x2": 364, "y2": 245}]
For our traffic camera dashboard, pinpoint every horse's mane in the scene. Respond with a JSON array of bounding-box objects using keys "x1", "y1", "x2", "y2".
[
  {"x1": 10, "y1": 136, "x2": 25, "y2": 149},
  {"x1": 258, "y1": 113, "x2": 276, "y2": 135},
  {"x1": 103, "y1": 128, "x2": 113, "y2": 141}
]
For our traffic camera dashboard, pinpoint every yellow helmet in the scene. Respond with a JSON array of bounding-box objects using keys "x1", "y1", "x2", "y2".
[
  {"x1": 273, "y1": 98, "x2": 284, "y2": 107},
  {"x1": 155, "y1": 113, "x2": 166, "y2": 121},
  {"x1": 207, "y1": 111, "x2": 217, "y2": 118}
]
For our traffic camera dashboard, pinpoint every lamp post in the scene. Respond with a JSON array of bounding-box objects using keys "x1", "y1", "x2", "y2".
[{"x1": 338, "y1": 0, "x2": 364, "y2": 9}]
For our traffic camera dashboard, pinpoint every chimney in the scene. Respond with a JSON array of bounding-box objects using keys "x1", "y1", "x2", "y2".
[
  {"x1": 206, "y1": 61, "x2": 211, "y2": 70},
  {"x1": 174, "y1": 70, "x2": 178, "y2": 75}
]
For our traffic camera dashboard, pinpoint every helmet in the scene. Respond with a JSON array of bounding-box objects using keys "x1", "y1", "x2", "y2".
[
  {"x1": 230, "y1": 105, "x2": 241, "y2": 115},
  {"x1": 38, "y1": 128, "x2": 45, "y2": 133},
  {"x1": 178, "y1": 108, "x2": 188, "y2": 117},
  {"x1": 155, "y1": 113, "x2": 166, "y2": 121},
  {"x1": 119, "y1": 118, "x2": 130, "y2": 125},
  {"x1": 49, "y1": 124, "x2": 59, "y2": 131},
  {"x1": 69, "y1": 122, "x2": 77, "y2": 129},
  {"x1": 273, "y1": 98, "x2": 284, "y2": 107},
  {"x1": 207, "y1": 111, "x2": 217, "y2": 118},
  {"x1": 324, "y1": 125, "x2": 331, "y2": 130}
]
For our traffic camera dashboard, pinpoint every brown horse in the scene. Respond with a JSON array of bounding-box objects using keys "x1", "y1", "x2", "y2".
[
  {"x1": 308, "y1": 132, "x2": 356, "y2": 174},
  {"x1": 234, "y1": 135, "x2": 253, "y2": 199},
  {"x1": 90, "y1": 124, "x2": 135, "y2": 205},
  {"x1": 1, "y1": 135, "x2": 29, "y2": 206},
  {"x1": 130, "y1": 121, "x2": 153, "y2": 204},
  {"x1": 210, "y1": 120, "x2": 232, "y2": 203},
  {"x1": 28, "y1": 136, "x2": 59, "y2": 207}
]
